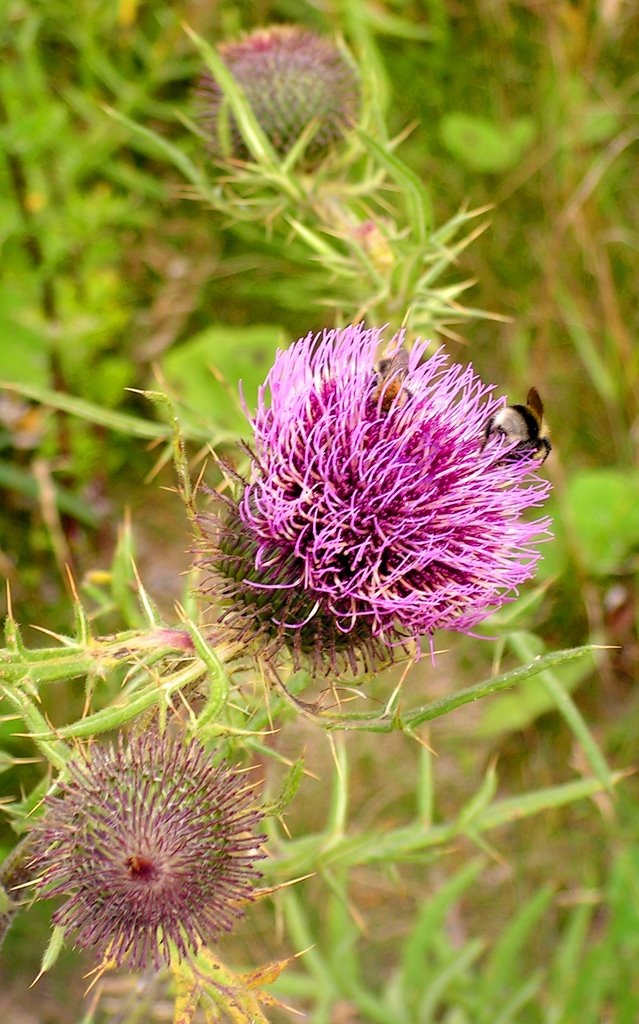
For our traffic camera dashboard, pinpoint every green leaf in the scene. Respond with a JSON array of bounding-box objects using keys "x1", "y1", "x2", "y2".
[
  {"x1": 188, "y1": 622, "x2": 230, "y2": 729},
  {"x1": 43, "y1": 661, "x2": 204, "y2": 739},
  {"x1": 417, "y1": 939, "x2": 485, "y2": 1023},
  {"x1": 495, "y1": 633, "x2": 614, "y2": 794},
  {"x1": 161, "y1": 324, "x2": 284, "y2": 431},
  {"x1": 476, "y1": 660, "x2": 593, "y2": 736},
  {"x1": 575, "y1": 102, "x2": 622, "y2": 147},
  {"x1": 103, "y1": 104, "x2": 212, "y2": 195},
  {"x1": 0, "y1": 460, "x2": 99, "y2": 526},
  {"x1": 565, "y1": 468, "x2": 639, "y2": 575},
  {"x1": 37, "y1": 925, "x2": 66, "y2": 979},
  {"x1": 475, "y1": 634, "x2": 595, "y2": 737},
  {"x1": 110, "y1": 520, "x2": 145, "y2": 629},
  {"x1": 1, "y1": 685, "x2": 70, "y2": 769},
  {"x1": 268, "y1": 771, "x2": 627, "y2": 879},
  {"x1": 267, "y1": 759, "x2": 306, "y2": 816},
  {"x1": 0, "y1": 381, "x2": 182, "y2": 439},
  {"x1": 400, "y1": 859, "x2": 485, "y2": 998},
  {"x1": 457, "y1": 761, "x2": 498, "y2": 829},
  {"x1": 358, "y1": 127, "x2": 432, "y2": 241},
  {"x1": 424, "y1": 646, "x2": 587, "y2": 732},
  {"x1": 548, "y1": 902, "x2": 594, "y2": 1019},
  {"x1": 439, "y1": 113, "x2": 535, "y2": 173},
  {"x1": 479, "y1": 887, "x2": 554, "y2": 1018},
  {"x1": 0, "y1": 287, "x2": 49, "y2": 385}
]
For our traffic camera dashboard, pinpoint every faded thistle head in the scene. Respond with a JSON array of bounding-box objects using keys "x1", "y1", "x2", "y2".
[
  {"x1": 30, "y1": 732, "x2": 265, "y2": 970},
  {"x1": 202, "y1": 323, "x2": 551, "y2": 675},
  {"x1": 197, "y1": 25, "x2": 359, "y2": 163}
]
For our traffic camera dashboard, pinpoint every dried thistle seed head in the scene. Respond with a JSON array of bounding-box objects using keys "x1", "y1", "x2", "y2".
[
  {"x1": 201, "y1": 323, "x2": 551, "y2": 677},
  {"x1": 30, "y1": 732, "x2": 265, "y2": 970},
  {"x1": 197, "y1": 25, "x2": 360, "y2": 163}
]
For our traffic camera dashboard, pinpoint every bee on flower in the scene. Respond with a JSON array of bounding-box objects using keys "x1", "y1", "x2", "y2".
[{"x1": 202, "y1": 322, "x2": 551, "y2": 676}]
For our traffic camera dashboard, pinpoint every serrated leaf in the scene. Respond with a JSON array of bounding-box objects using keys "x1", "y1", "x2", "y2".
[
  {"x1": 241, "y1": 953, "x2": 297, "y2": 989},
  {"x1": 267, "y1": 759, "x2": 305, "y2": 816},
  {"x1": 36, "y1": 925, "x2": 66, "y2": 981},
  {"x1": 173, "y1": 961, "x2": 200, "y2": 1024}
]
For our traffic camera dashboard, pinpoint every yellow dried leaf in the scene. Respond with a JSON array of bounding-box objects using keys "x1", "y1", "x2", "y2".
[
  {"x1": 173, "y1": 962, "x2": 200, "y2": 1024},
  {"x1": 242, "y1": 953, "x2": 297, "y2": 989}
]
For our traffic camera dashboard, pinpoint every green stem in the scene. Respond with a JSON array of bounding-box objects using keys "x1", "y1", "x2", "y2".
[
  {"x1": 266, "y1": 770, "x2": 626, "y2": 879},
  {"x1": 0, "y1": 627, "x2": 194, "y2": 687},
  {"x1": 322, "y1": 645, "x2": 599, "y2": 733}
]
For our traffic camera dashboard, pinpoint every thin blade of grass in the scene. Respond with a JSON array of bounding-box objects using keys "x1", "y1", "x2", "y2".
[
  {"x1": 508, "y1": 633, "x2": 614, "y2": 794},
  {"x1": 325, "y1": 644, "x2": 601, "y2": 732},
  {"x1": 182, "y1": 23, "x2": 280, "y2": 169},
  {"x1": 1, "y1": 381, "x2": 212, "y2": 441}
]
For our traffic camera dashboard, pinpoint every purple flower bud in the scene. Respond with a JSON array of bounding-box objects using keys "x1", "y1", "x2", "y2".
[
  {"x1": 196, "y1": 25, "x2": 359, "y2": 163},
  {"x1": 30, "y1": 733, "x2": 265, "y2": 970},
  {"x1": 203, "y1": 323, "x2": 551, "y2": 674}
]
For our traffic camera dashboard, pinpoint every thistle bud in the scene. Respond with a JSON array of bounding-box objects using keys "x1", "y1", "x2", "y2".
[
  {"x1": 197, "y1": 25, "x2": 360, "y2": 164},
  {"x1": 30, "y1": 732, "x2": 265, "y2": 970}
]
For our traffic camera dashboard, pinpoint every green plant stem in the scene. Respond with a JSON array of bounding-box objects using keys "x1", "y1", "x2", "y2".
[
  {"x1": 266, "y1": 770, "x2": 627, "y2": 879},
  {"x1": 322, "y1": 645, "x2": 599, "y2": 732},
  {"x1": 0, "y1": 627, "x2": 193, "y2": 686}
]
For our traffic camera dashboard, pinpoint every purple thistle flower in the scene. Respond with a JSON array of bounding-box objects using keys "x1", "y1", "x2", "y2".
[
  {"x1": 30, "y1": 732, "x2": 265, "y2": 970},
  {"x1": 201, "y1": 321, "x2": 552, "y2": 671},
  {"x1": 245, "y1": 322, "x2": 551, "y2": 635},
  {"x1": 202, "y1": 323, "x2": 551, "y2": 674},
  {"x1": 196, "y1": 25, "x2": 359, "y2": 164}
]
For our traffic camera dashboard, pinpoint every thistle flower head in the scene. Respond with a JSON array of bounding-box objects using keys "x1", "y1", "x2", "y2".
[
  {"x1": 203, "y1": 323, "x2": 551, "y2": 674},
  {"x1": 30, "y1": 732, "x2": 264, "y2": 970},
  {"x1": 197, "y1": 25, "x2": 359, "y2": 163}
]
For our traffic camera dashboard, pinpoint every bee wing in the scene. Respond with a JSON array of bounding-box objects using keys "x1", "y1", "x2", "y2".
[
  {"x1": 381, "y1": 348, "x2": 409, "y2": 376},
  {"x1": 385, "y1": 350, "x2": 409, "y2": 374},
  {"x1": 526, "y1": 386, "x2": 544, "y2": 424}
]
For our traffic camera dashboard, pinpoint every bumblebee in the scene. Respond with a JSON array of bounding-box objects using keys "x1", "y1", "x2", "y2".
[
  {"x1": 371, "y1": 348, "x2": 411, "y2": 412},
  {"x1": 484, "y1": 386, "x2": 551, "y2": 463}
]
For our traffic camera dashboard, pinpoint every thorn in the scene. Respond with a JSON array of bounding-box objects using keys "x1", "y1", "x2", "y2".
[
  {"x1": 326, "y1": 733, "x2": 344, "y2": 787},
  {"x1": 64, "y1": 564, "x2": 80, "y2": 605},
  {"x1": 254, "y1": 873, "x2": 315, "y2": 899},
  {"x1": 144, "y1": 444, "x2": 173, "y2": 485},
  {"x1": 277, "y1": 814, "x2": 292, "y2": 840},
  {"x1": 193, "y1": 457, "x2": 208, "y2": 496},
  {"x1": 29, "y1": 625, "x2": 75, "y2": 646},
  {"x1": 407, "y1": 727, "x2": 437, "y2": 756}
]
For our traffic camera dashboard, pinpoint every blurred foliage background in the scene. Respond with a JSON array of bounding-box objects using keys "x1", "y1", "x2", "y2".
[{"x1": 1, "y1": 0, "x2": 639, "y2": 1020}]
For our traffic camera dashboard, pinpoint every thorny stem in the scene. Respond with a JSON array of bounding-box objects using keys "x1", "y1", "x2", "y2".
[{"x1": 0, "y1": 627, "x2": 196, "y2": 687}]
